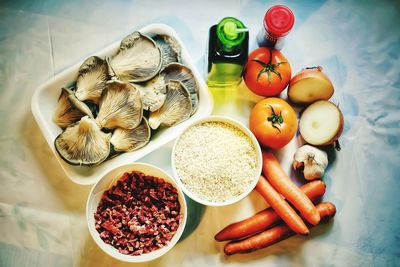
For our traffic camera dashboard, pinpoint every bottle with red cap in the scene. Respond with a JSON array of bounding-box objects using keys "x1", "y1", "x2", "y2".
[{"x1": 256, "y1": 5, "x2": 294, "y2": 50}]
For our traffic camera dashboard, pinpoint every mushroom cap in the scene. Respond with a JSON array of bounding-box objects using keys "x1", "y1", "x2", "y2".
[
  {"x1": 152, "y1": 34, "x2": 182, "y2": 69},
  {"x1": 134, "y1": 62, "x2": 199, "y2": 113},
  {"x1": 96, "y1": 80, "x2": 143, "y2": 130},
  {"x1": 109, "y1": 32, "x2": 162, "y2": 83},
  {"x1": 149, "y1": 80, "x2": 192, "y2": 129},
  {"x1": 54, "y1": 116, "x2": 111, "y2": 166},
  {"x1": 53, "y1": 88, "x2": 86, "y2": 129},
  {"x1": 161, "y1": 63, "x2": 199, "y2": 114},
  {"x1": 75, "y1": 56, "x2": 109, "y2": 104},
  {"x1": 110, "y1": 118, "x2": 151, "y2": 152},
  {"x1": 135, "y1": 75, "x2": 167, "y2": 112},
  {"x1": 63, "y1": 87, "x2": 95, "y2": 118}
]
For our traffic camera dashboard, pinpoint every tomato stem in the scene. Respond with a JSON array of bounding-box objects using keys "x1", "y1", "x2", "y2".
[
  {"x1": 267, "y1": 105, "x2": 283, "y2": 133},
  {"x1": 253, "y1": 49, "x2": 286, "y2": 83}
]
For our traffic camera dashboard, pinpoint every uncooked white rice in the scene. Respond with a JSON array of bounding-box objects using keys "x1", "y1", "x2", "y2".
[{"x1": 174, "y1": 121, "x2": 258, "y2": 202}]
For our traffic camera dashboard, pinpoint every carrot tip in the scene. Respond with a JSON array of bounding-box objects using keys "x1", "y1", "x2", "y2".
[
  {"x1": 298, "y1": 229, "x2": 310, "y2": 235},
  {"x1": 224, "y1": 246, "x2": 233, "y2": 256},
  {"x1": 322, "y1": 181, "x2": 326, "y2": 188}
]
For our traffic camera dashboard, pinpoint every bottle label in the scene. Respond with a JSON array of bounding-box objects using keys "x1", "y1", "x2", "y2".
[
  {"x1": 264, "y1": 32, "x2": 278, "y2": 45},
  {"x1": 257, "y1": 27, "x2": 285, "y2": 50}
]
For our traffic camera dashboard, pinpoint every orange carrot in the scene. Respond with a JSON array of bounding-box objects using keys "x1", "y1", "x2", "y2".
[
  {"x1": 256, "y1": 175, "x2": 309, "y2": 235},
  {"x1": 225, "y1": 225, "x2": 292, "y2": 255},
  {"x1": 300, "y1": 180, "x2": 326, "y2": 203},
  {"x1": 215, "y1": 180, "x2": 326, "y2": 241},
  {"x1": 318, "y1": 201, "x2": 337, "y2": 223},
  {"x1": 224, "y1": 202, "x2": 336, "y2": 255},
  {"x1": 262, "y1": 151, "x2": 320, "y2": 225},
  {"x1": 216, "y1": 209, "x2": 280, "y2": 242}
]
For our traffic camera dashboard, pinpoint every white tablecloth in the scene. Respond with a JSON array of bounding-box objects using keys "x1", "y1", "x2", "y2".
[{"x1": 0, "y1": 0, "x2": 399, "y2": 266}]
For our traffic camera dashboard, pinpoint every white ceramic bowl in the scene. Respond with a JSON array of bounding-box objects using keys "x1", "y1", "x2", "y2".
[
  {"x1": 31, "y1": 23, "x2": 213, "y2": 185},
  {"x1": 86, "y1": 162, "x2": 187, "y2": 263},
  {"x1": 171, "y1": 116, "x2": 262, "y2": 206}
]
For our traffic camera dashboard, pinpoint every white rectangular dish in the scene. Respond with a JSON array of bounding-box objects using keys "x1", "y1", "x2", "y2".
[{"x1": 31, "y1": 23, "x2": 213, "y2": 185}]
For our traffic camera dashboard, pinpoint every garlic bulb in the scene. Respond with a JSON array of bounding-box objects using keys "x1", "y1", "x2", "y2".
[{"x1": 293, "y1": 145, "x2": 328, "y2": 180}]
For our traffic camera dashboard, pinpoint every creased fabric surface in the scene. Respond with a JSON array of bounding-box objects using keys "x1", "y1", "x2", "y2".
[{"x1": 0, "y1": 0, "x2": 399, "y2": 266}]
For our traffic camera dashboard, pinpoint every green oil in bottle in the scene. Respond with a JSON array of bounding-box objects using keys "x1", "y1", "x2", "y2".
[
  {"x1": 207, "y1": 17, "x2": 249, "y2": 115},
  {"x1": 207, "y1": 17, "x2": 249, "y2": 87}
]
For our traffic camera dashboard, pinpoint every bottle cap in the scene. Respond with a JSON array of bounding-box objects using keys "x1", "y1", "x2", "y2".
[
  {"x1": 217, "y1": 17, "x2": 247, "y2": 52},
  {"x1": 264, "y1": 5, "x2": 294, "y2": 37},
  {"x1": 223, "y1": 21, "x2": 239, "y2": 40}
]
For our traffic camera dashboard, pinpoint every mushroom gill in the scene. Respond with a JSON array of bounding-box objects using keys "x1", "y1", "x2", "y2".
[
  {"x1": 53, "y1": 87, "x2": 93, "y2": 128},
  {"x1": 75, "y1": 56, "x2": 109, "y2": 104},
  {"x1": 110, "y1": 118, "x2": 151, "y2": 152},
  {"x1": 96, "y1": 80, "x2": 143, "y2": 130},
  {"x1": 109, "y1": 32, "x2": 162, "y2": 83},
  {"x1": 54, "y1": 116, "x2": 111, "y2": 166},
  {"x1": 149, "y1": 80, "x2": 192, "y2": 129}
]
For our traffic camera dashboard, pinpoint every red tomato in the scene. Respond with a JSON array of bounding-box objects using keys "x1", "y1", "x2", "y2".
[
  {"x1": 244, "y1": 48, "x2": 291, "y2": 97},
  {"x1": 249, "y1": 98, "x2": 297, "y2": 149}
]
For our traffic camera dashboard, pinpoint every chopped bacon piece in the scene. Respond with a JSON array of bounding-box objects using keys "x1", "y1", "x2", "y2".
[{"x1": 94, "y1": 171, "x2": 181, "y2": 256}]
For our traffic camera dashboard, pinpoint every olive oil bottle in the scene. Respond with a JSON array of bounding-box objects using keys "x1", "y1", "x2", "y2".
[{"x1": 207, "y1": 17, "x2": 249, "y2": 87}]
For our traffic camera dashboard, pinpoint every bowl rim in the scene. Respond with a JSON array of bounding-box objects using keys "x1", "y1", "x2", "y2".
[
  {"x1": 86, "y1": 162, "x2": 187, "y2": 262},
  {"x1": 171, "y1": 115, "x2": 262, "y2": 207}
]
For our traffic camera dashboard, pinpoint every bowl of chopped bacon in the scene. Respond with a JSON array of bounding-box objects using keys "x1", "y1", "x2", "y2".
[{"x1": 86, "y1": 162, "x2": 187, "y2": 262}]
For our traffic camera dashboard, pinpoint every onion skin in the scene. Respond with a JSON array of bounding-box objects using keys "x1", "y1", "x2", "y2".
[{"x1": 288, "y1": 66, "x2": 334, "y2": 105}]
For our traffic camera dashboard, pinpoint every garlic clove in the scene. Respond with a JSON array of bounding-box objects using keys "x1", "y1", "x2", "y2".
[{"x1": 303, "y1": 161, "x2": 325, "y2": 180}]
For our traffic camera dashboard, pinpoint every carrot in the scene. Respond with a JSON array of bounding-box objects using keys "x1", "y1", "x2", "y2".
[
  {"x1": 215, "y1": 180, "x2": 326, "y2": 241},
  {"x1": 300, "y1": 180, "x2": 326, "y2": 203},
  {"x1": 256, "y1": 175, "x2": 309, "y2": 235},
  {"x1": 318, "y1": 201, "x2": 337, "y2": 223},
  {"x1": 215, "y1": 209, "x2": 280, "y2": 242},
  {"x1": 262, "y1": 151, "x2": 320, "y2": 225},
  {"x1": 224, "y1": 225, "x2": 293, "y2": 255},
  {"x1": 224, "y1": 202, "x2": 336, "y2": 255}
]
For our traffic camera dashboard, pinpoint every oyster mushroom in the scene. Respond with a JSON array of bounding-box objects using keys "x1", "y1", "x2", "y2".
[
  {"x1": 54, "y1": 116, "x2": 111, "y2": 166},
  {"x1": 96, "y1": 80, "x2": 143, "y2": 130},
  {"x1": 135, "y1": 63, "x2": 199, "y2": 113},
  {"x1": 75, "y1": 56, "x2": 109, "y2": 104},
  {"x1": 152, "y1": 34, "x2": 182, "y2": 69},
  {"x1": 63, "y1": 87, "x2": 95, "y2": 118},
  {"x1": 161, "y1": 63, "x2": 199, "y2": 114},
  {"x1": 53, "y1": 87, "x2": 94, "y2": 128},
  {"x1": 149, "y1": 80, "x2": 192, "y2": 129},
  {"x1": 134, "y1": 75, "x2": 167, "y2": 112},
  {"x1": 108, "y1": 32, "x2": 162, "y2": 83},
  {"x1": 53, "y1": 88, "x2": 86, "y2": 128},
  {"x1": 110, "y1": 118, "x2": 151, "y2": 152}
]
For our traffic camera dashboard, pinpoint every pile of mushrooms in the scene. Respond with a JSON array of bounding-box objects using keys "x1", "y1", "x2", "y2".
[{"x1": 53, "y1": 32, "x2": 199, "y2": 166}]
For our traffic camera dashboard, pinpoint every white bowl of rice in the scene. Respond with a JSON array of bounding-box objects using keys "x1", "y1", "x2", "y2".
[{"x1": 171, "y1": 116, "x2": 262, "y2": 206}]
